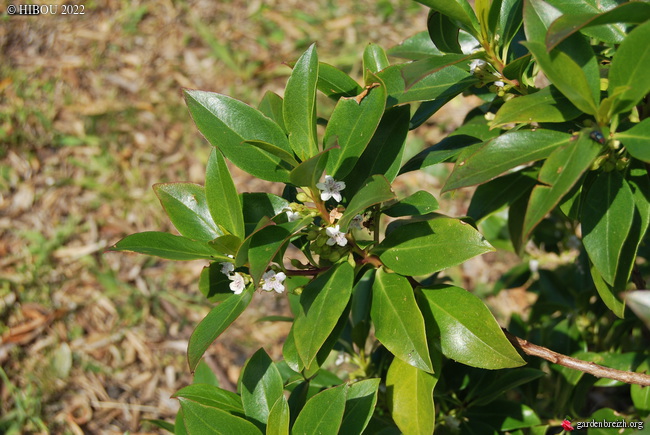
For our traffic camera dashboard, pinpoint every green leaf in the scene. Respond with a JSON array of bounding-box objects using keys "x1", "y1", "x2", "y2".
[
  {"x1": 180, "y1": 399, "x2": 262, "y2": 435},
  {"x1": 241, "y1": 193, "x2": 289, "y2": 237},
  {"x1": 206, "y1": 149, "x2": 245, "y2": 239},
  {"x1": 187, "y1": 285, "x2": 255, "y2": 371},
  {"x1": 324, "y1": 80, "x2": 387, "y2": 179},
  {"x1": 145, "y1": 419, "x2": 175, "y2": 433},
  {"x1": 468, "y1": 169, "x2": 538, "y2": 222},
  {"x1": 284, "y1": 44, "x2": 319, "y2": 160},
  {"x1": 616, "y1": 119, "x2": 650, "y2": 163},
  {"x1": 199, "y1": 263, "x2": 236, "y2": 303},
  {"x1": 416, "y1": 0, "x2": 480, "y2": 36},
  {"x1": 373, "y1": 217, "x2": 494, "y2": 276},
  {"x1": 523, "y1": 133, "x2": 601, "y2": 238},
  {"x1": 401, "y1": 54, "x2": 476, "y2": 89},
  {"x1": 371, "y1": 270, "x2": 433, "y2": 372},
  {"x1": 317, "y1": 63, "x2": 363, "y2": 100},
  {"x1": 258, "y1": 91, "x2": 286, "y2": 133},
  {"x1": 340, "y1": 379, "x2": 380, "y2": 435},
  {"x1": 495, "y1": 0, "x2": 524, "y2": 51},
  {"x1": 173, "y1": 384, "x2": 243, "y2": 414},
  {"x1": 443, "y1": 129, "x2": 570, "y2": 192},
  {"x1": 248, "y1": 219, "x2": 311, "y2": 286},
  {"x1": 382, "y1": 191, "x2": 439, "y2": 217},
  {"x1": 266, "y1": 396, "x2": 290, "y2": 435},
  {"x1": 363, "y1": 44, "x2": 389, "y2": 83},
  {"x1": 339, "y1": 175, "x2": 395, "y2": 231},
  {"x1": 193, "y1": 360, "x2": 220, "y2": 387},
  {"x1": 289, "y1": 147, "x2": 331, "y2": 189},
  {"x1": 343, "y1": 105, "x2": 410, "y2": 196},
  {"x1": 209, "y1": 234, "x2": 241, "y2": 257},
  {"x1": 184, "y1": 90, "x2": 292, "y2": 182},
  {"x1": 631, "y1": 359, "x2": 650, "y2": 414},
  {"x1": 377, "y1": 63, "x2": 476, "y2": 107},
  {"x1": 418, "y1": 285, "x2": 526, "y2": 368},
  {"x1": 492, "y1": 86, "x2": 582, "y2": 127},
  {"x1": 386, "y1": 357, "x2": 436, "y2": 435},
  {"x1": 387, "y1": 31, "x2": 442, "y2": 61},
  {"x1": 523, "y1": 0, "x2": 562, "y2": 43},
  {"x1": 466, "y1": 401, "x2": 541, "y2": 430},
  {"x1": 154, "y1": 183, "x2": 220, "y2": 242},
  {"x1": 400, "y1": 134, "x2": 483, "y2": 175},
  {"x1": 590, "y1": 265, "x2": 625, "y2": 319},
  {"x1": 240, "y1": 349, "x2": 284, "y2": 432},
  {"x1": 292, "y1": 384, "x2": 347, "y2": 435},
  {"x1": 582, "y1": 170, "x2": 635, "y2": 287},
  {"x1": 545, "y1": 2, "x2": 650, "y2": 50},
  {"x1": 608, "y1": 20, "x2": 650, "y2": 115},
  {"x1": 244, "y1": 140, "x2": 299, "y2": 168},
  {"x1": 428, "y1": 10, "x2": 462, "y2": 53},
  {"x1": 522, "y1": 40, "x2": 599, "y2": 115},
  {"x1": 467, "y1": 368, "x2": 545, "y2": 406},
  {"x1": 351, "y1": 269, "x2": 374, "y2": 349},
  {"x1": 109, "y1": 232, "x2": 230, "y2": 261},
  {"x1": 293, "y1": 263, "x2": 353, "y2": 368}
]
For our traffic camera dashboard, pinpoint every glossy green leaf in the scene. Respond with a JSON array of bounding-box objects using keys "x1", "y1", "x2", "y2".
[
  {"x1": 206, "y1": 149, "x2": 245, "y2": 239},
  {"x1": 545, "y1": 0, "x2": 628, "y2": 44},
  {"x1": 324, "y1": 80, "x2": 387, "y2": 179},
  {"x1": 284, "y1": 44, "x2": 319, "y2": 161},
  {"x1": 363, "y1": 44, "x2": 389, "y2": 83},
  {"x1": 371, "y1": 270, "x2": 433, "y2": 372},
  {"x1": 339, "y1": 379, "x2": 380, "y2": 435},
  {"x1": 495, "y1": 0, "x2": 524, "y2": 50},
  {"x1": 523, "y1": 0, "x2": 562, "y2": 43},
  {"x1": 492, "y1": 86, "x2": 581, "y2": 127},
  {"x1": 377, "y1": 63, "x2": 476, "y2": 107},
  {"x1": 266, "y1": 396, "x2": 290, "y2": 435},
  {"x1": 617, "y1": 119, "x2": 650, "y2": 163},
  {"x1": 386, "y1": 357, "x2": 436, "y2": 435},
  {"x1": 188, "y1": 286, "x2": 255, "y2": 371},
  {"x1": 184, "y1": 90, "x2": 292, "y2": 182},
  {"x1": 199, "y1": 263, "x2": 236, "y2": 303},
  {"x1": 209, "y1": 234, "x2": 241, "y2": 257},
  {"x1": 351, "y1": 268, "x2": 374, "y2": 349},
  {"x1": 374, "y1": 217, "x2": 494, "y2": 276},
  {"x1": 608, "y1": 20, "x2": 650, "y2": 115},
  {"x1": 468, "y1": 368, "x2": 545, "y2": 406},
  {"x1": 428, "y1": 10, "x2": 462, "y2": 53},
  {"x1": 502, "y1": 53, "x2": 532, "y2": 82},
  {"x1": 339, "y1": 175, "x2": 395, "y2": 231},
  {"x1": 401, "y1": 53, "x2": 475, "y2": 89},
  {"x1": 240, "y1": 349, "x2": 284, "y2": 432},
  {"x1": 244, "y1": 140, "x2": 299, "y2": 168},
  {"x1": 180, "y1": 399, "x2": 261, "y2": 435},
  {"x1": 546, "y1": 2, "x2": 650, "y2": 50},
  {"x1": 400, "y1": 134, "x2": 483, "y2": 175},
  {"x1": 523, "y1": 40, "x2": 599, "y2": 115},
  {"x1": 289, "y1": 147, "x2": 331, "y2": 189},
  {"x1": 467, "y1": 401, "x2": 541, "y2": 431},
  {"x1": 317, "y1": 63, "x2": 363, "y2": 99},
  {"x1": 154, "y1": 183, "x2": 220, "y2": 242},
  {"x1": 258, "y1": 91, "x2": 286, "y2": 133},
  {"x1": 631, "y1": 359, "x2": 650, "y2": 414},
  {"x1": 109, "y1": 232, "x2": 230, "y2": 261},
  {"x1": 410, "y1": 96, "x2": 453, "y2": 130},
  {"x1": 292, "y1": 384, "x2": 347, "y2": 435},
  {"x1": 293, "y1": 263, "x2": 353, "y2": 368},
  {"x1": 175, "y1": 408, "x2": 188, "y2": 435},
  {"x1": 342, "y1": 105, "x2": 410, "y2": 196},
  {"x1": 248, "y1": 219, "x2": 311, "y2": 286},
  {"x1": 383, "y1": 191, "x2": 439, "y2": 218},
  {"x1": 418, "y1": 285, "x2": 525, "y2": 368},
  {"x1": 193, "y1": 361, "x2": 220, "y2": 387},
  {"x1": 523, "y1": 133, "x2": 601, "y2": 238},
  {"x1": 145, "y1": 419, "x2": 175, "y2": 433},
  {"x1": 584, "y1": 408, "x2": 636, "y2": 435},
  {"x1": 241, "y1": 193, "x2": 289, "y2": 237},
  {"x1": 173, "y1": 384, "x2": 243, "y2": 414},
  {"x1": 590, "y1": 265, "x2": 625, "y2": 319},
  {"x1": 443, "y1": 130, "x2": 570, "y2": 192},
  {"x1": 386, "y1": 31, "x2": 442, "y2": 61},
  {"x1": 468, "y1": 169, "x2": 538, "y2": 222},
  {"x1": 582, "y1": 170, "x2": 634, "y2": 286},
  {"x1": 416, "y1": 0, "x2": 480, "y2": 36}
]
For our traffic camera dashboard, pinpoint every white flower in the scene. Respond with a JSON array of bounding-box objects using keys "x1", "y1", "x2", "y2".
[
  {"x1": 220, "y1": 262, "x2": 234, "y2": 275},
  {"x1": 350, "y1": 214, "x2": 364, "y2": 229},
  {"x1": 228, "y1": 272, "x2": 246, "y2": 294},
  {"x1": 261, "y1": 270, "x2": 287, "y2": 293},
  {"x1": 494, "y1": 80, "x2": 505, "y2": 87},
  {"x1": 469, "y1": 59, "x2": 486, "y2": 74},
  {"x1": 316, "y1": 175, "x2": 346, "y2": 203},
  {"x1": 285, "y1": 209, "x2": 301, "y2": 222},
  {"x1": 326, "y1": 225, "x2": 348, "y2": 247}
]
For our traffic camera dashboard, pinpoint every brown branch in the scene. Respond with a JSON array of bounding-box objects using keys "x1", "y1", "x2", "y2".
[{"x1": 503, "y1": 330, "x2": 650, "y2": 387}]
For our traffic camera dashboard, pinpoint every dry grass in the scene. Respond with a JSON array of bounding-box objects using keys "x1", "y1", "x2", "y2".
[{"x1": 0, "y1": 1, "x2": 450, "y2": 433}]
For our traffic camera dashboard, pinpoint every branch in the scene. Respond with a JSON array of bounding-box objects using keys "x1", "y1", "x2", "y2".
[{"x1": 503, "y1": 329, "x2": 650, "y2": 387}]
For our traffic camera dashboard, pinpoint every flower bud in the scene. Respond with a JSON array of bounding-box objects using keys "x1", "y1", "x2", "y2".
[{"x1": 296, "y1": 192, "x2": 310, "y2": 202}]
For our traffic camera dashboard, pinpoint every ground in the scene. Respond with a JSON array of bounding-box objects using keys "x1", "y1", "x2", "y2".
[{"x1": 0, "y1": 1, "x2": 521, "y2": 433}]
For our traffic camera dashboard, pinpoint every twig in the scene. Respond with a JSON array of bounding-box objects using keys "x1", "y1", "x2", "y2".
[{"x1": 503, "y1": 330, "x2": 650, "y2": 387}]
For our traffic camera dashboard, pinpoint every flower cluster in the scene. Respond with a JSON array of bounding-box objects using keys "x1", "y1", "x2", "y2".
[{"x1": 219, "y1": 261, "x2": 286, "y2": 294}]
